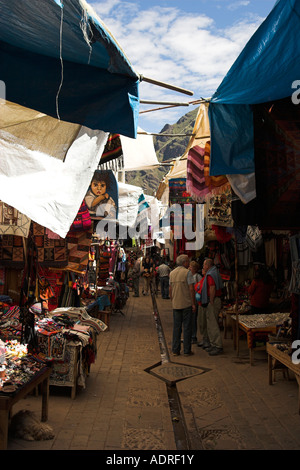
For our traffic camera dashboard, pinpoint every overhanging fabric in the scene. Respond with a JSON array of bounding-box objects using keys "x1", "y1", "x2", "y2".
[
  {"x1": 209, "y1": 0, "x2": 300, "y2": 175},
  {"x1": 0, "y1": 0, "x2": 140, "y2": 137},
  {"x1": 120, "y1": 127, "x2": 160, "y2": 171},
  {"x1": 0, "y1": 0, "x2": 141, "y2": 236},
  {"x1": 0, "y1": 109, "x2": 108, "y2": 238}
]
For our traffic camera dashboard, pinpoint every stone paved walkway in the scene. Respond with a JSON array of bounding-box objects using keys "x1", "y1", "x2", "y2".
[{"x1": 6, "y1": 290, "x2": 300, "y2": 451}]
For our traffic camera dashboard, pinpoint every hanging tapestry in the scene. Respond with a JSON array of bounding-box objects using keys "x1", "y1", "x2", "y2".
[
  {"x1": 233, "y1": 98, "x2": 300, "y2": 229},
  {"x1": 97, "y1": 134, "x2": 123, "y2": 171},
  {"x1": 204, "y1": 141, "x2": 228, "y2": 192},
  {"x1": 206, "y1": 183, "x2": 233, "y2": 228},
  {"x1": 32, "y1": 223, "x2": 68, "y2": 267},
  {"x1": 169, "y1": 178, "x2": 194, "y2": 205},
  {"x1": 0, "y1": 235, "x2": 25, "y2": 268},
  {"x1": 68, "y1": 199, "x2": 92, "y2": 233},
  {"x1": 186, "y1": 145, "x2": 210, "y2": 201},
  {"x1": 66, "y1": 229, "x2": 93, "y2": 273},
  {"x1": 252, "y1": 98, "x2": 300, "y2": 229},
  {"x1": 168, "y1": 178, "x2": 195, "y2": 239},
  {"x1": 0, "y1": 202, "x2": 31, "y2": 238}
]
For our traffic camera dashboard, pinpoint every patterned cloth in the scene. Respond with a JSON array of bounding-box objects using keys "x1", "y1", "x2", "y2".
[
  {"x1": 0, "y1": 202, "x2": 31, "y2": 238},
  {"x1": 33, "y1": 223, "x2": 68, "y2": 267},
  {"x1": 204, "y1": 141, "x2": 228, "y2": 192},
  {"x1": 66, "y1": 229, "x2": 93, "y2": 273},
  {"x1": 186, "y1": 145, "x2": 209, "y2": 201}
]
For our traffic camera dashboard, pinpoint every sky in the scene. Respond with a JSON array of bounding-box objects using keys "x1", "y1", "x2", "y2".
[{"x1": 90, "y1": 0, "x2": 276, "y2": 133}]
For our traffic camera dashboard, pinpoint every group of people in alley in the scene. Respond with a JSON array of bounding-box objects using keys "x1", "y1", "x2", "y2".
[
  {"x1": 128, "y1": 252, "x2": 274, "y2": 358},
  {"x1": 128, "y1": 253, "x2": 225, "y2": 357}
]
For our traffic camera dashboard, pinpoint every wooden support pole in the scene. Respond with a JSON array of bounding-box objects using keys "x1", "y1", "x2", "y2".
[{"x1": 140, "y1": 75, "x2": 194, "y2": 96}]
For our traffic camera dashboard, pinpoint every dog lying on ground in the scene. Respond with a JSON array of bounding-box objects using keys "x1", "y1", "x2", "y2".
[{"x1": 10, "y1": 410, "x2": 55, "y2": 441}]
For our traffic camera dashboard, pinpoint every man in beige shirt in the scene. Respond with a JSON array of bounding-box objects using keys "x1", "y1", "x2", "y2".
[{"x1": 169, "y1": 254, "x2": 196, "y2": 356}]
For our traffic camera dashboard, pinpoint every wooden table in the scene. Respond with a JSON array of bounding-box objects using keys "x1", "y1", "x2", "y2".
[
  {"x1": 232, "y1": 313, "x2": 290, "y2": 365},
  {"x1": 221, "y1": 308, "x2": 250, "y2": 339},
  {"x1": 267, "y1": 343, "x2": 300, "y2": 414},
  {"x1": 0, "y1": 365, "x2": 51, "y2": 450}
]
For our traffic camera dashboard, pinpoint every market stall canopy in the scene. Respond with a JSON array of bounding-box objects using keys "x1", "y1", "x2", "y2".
[
  {"x1": 0, "y1": 0, "x2": 141, "y2": 238},
  {"x1": 117, "y1": 182, "x2": 161, "y2": 237},
  {"x1": 98, "y1": 128, "x2": 160, "y2": 172},
  {"x1": 0, "y1": 0, "x2": 140, "y2": 137},
  {"x1": 208, "y1": 0, "x2": 300, "y2": 176},
  {"x1": 120, "y1": 128, "x2": 160, "y2": 171}
]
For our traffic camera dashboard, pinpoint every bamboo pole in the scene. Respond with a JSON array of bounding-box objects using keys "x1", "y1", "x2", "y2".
[
  {"x1": 139, "y1": 104, "x2": 188, "y2": 114},
  {"x1": 137, "y1": 131, "x2": 195, "y2": 137},
  {"x1": 140, "y1": 99, "x2": 189, "y2": 106},
  {"x1": 140, "y1": 75, "x2": 194, "y2": 96}
]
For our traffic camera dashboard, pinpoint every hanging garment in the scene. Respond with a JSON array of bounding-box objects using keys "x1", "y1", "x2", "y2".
[
  {"x1": 186, "y1": 145, "x2": 209, "y2": 201},
  {"x1": 245, "y1": 225, "x2": 263, "y2": 252},
  {"x1": 68, "y1": 200, "x2": 92, "y2": 233},
  {"x1": 204, "y1": 141, "x2": 228, "y2": 192}
]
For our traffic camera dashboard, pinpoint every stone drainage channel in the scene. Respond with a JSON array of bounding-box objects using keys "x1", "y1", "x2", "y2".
[{"x1": 146, "y1": 284, "x2": 210, "y2": 451}]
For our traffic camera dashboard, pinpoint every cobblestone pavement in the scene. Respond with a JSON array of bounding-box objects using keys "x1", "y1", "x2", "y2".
[{"x1": 6, "y1": 291, "x2": 300, "y2": 452}]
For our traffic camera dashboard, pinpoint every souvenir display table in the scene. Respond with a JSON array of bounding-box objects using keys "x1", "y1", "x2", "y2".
[
  {"x1": 221, "y1": 303, "x2": 250, "y2": 339},
  {"x1": 267, "y1": 342, "x2": 300, "y2": 414},
  {"x1": 0, "y1": 341, "x2": 51, "y2": 450},
  {"x1": 35, "y1": 307, "x2": 107, "y2": 398},
  {"x1": 231, "y1": 312, "x2": 290, "y2": 365},
  {"x1": 0, "y1": 304, "x2": 106, "y2": 400}
]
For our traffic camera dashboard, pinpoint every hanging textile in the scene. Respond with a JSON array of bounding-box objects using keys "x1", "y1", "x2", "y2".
[
  {"x1": 66, "y1": 229, "x2": 93, "y2": 273},
  {"x1": 0, "y1": 202, "x2": 31, "y2": 238},
  {"x1": 253, "y1": 99, "x2": 300, "y2": 229},
  {"x1": 98, "y1": 134, "x2": 123, "y2": 171},
  {"x1": 205, "y1": 183, "x2": 233, "y2": 228},
  {"x1": 204, "y1": 141, "x2": 228, "y2": 192},
  {"x1": 186, "y1": 145, "x2": 209, "y2": 202},
  {"x1": 0, "y1": 235, "x2": 25, "y2": 268},
  {"x1": 33, "y1": 222, "x2": 68, "y2": 268}
]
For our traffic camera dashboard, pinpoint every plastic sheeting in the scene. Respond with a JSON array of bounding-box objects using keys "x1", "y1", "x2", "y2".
[
  {"x1": 0, "y1": 0, "x2": 139, "y2": 138},
  {"x1": 117, "y1": 182, "x2": 161, "y2": 240},
  {"x1": 0, "y1": 113, "x2": 108, "y2": 238},
  {"x1": 209, "y1": 0, "x2": 300, "y2": 176},
  {"x1": 120, "y1": 128, "x2": 159, "y2": 171}
]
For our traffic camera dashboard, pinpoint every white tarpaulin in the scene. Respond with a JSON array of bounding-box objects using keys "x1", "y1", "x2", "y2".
[
  {"x1": 120, "y1": 127, "x2": 159, "y2": 171},
  {"x1": 0, "y1": 104, "x2": 108, "y2": 237},
  {"x1": 117, "y1": 182, "x2": 161, "y2": 238},
  {"x1": 117, "y1": 182, "x2": 143, "y2": 228}
]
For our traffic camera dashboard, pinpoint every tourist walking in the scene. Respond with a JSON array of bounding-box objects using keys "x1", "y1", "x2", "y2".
[
  {"x1": 169, "y1": 254, "x2": 196, "y2": 356},
  {"x1": 157, "y1": 260, "x2": 171, "y2": 299},
  {"x1": 141, "y1": 256, "x2": 153, "y2": 295}
]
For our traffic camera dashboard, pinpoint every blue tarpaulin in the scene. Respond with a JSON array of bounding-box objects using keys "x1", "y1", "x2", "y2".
[
  {"x1": 209, "y1": 0, "x2": 300, "y2": 175},
  {"x1": 0, "y1": 0, "x2": 140, "y2": 137}
]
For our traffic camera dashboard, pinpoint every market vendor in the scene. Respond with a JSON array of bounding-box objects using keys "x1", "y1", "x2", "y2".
[{"x1": 248, "y1": 263, "x2": 274, "y2": 314}]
